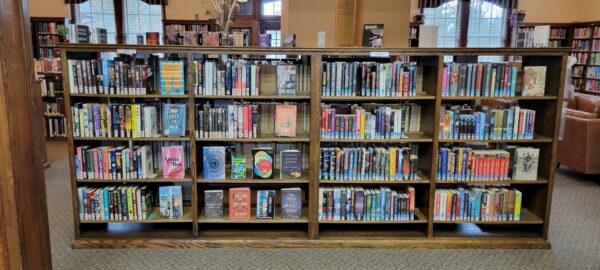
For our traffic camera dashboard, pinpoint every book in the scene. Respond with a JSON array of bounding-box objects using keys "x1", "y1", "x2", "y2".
[
  {"x1": 232, "y1": 32, "x2": 247, "y2": 46},
  {"x1": 159, "y1": 186, "x2": 183, "y2": 219},
  {"x1": 281, "y1": 188, "x2": 302, "y2": 219},
  {"x1": 76, "y1": 24, "x2": 90, "y2": 43},
  {"x1": 280, "y1": 150, "x2": 302, "y2": 179},
  {"x1": 137, "y1": 35, "x2": 144, "y2": 45},
  {"x1": 183, "y1": 31, "x2": 198, "y2": 45},
  {"x1": 162, "y1": 103, "x2": 186, "y2": 137},
  {"x1": 362, "y1": 24, "x2": 384, "y2": 47},
  {"x1": 203, "y1": 146, "x2": 226, "y2": 180},
  {"x1": 204, "y1": 190, "x2": 224, "y2": 219},
  {"x1": 437, "y1": 147, "x2": 510, "y2": 182},
  {"x1": 202, "y1": 32, "x2": 221, "y2": 46},
  {"x1": 282, "y1": 34, "x2": 296, "y2": 47},
  {"x1": 96, "y1": 28, "x2": 107, "y2": 44},
  {"x1": 229, "y1": 187, "x2": 251, "y2": 220},
  {"x1": 162, "y1": 145, "x2": 185, "y2": 178},
  {"x1": 318, "y1": 186, "x2": 414, "y2": 221},
  {"x1": 253, "y1": 148, "x2": 274, "y2": 179},
  {"x1": 513, "y1": 147, "x2": 540, "y2": 180},
  {"x1": 159, "y1": 60, "x2": 185, "y2": 95},
  {"x1": 522, "y1": 66, "x2": 547, "y2": 96},
  {"x1": 274, "y1": 104, "x2": 297, "y2": 137},
  {"x1": 231, "y1": 155, "x2": 247, "y2": 179},
  {"x1": 259, "y1": 34, "x2": 271, "y2": 47},
  {"x1": 74, "y1": 145, "x2": 157, "y2": 180},
  {"x1": 256, "y1": 190, "x2": 276, "y2": 219},
  {"x1": 146, "y1": 32, "x2": 160, "y2": 45},
  {"x1": 434, "y1": 187, "x2": 522, "y2": 221},
  {"x1": 442, "y1": 62, "x2": 519, "y2": 97},
  {"x1": 277, "y1": 65, "x2": 297, "y2": 95}
]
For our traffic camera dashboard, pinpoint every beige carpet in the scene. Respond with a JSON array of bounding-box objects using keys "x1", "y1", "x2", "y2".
[{"x1": 43, "y1": 141, "x2": 600, "y2": 270}]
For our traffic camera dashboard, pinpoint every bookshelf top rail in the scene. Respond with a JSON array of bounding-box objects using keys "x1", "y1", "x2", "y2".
[{"x1": 58, "y1": 44, "x2": 571, "y2": 56}]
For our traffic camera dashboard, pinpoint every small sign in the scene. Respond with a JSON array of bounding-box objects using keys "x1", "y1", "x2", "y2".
[
  {"x1": 117, "y1": 49, "x2": 136, "y2": 55},
  {"x1": 370, "y1": 51, "x2": 390, "y2": 58}
]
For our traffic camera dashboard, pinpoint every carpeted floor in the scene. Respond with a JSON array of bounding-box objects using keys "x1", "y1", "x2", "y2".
[{"x1": 43, "y1": 141, "x2": 600, "y2": 270}]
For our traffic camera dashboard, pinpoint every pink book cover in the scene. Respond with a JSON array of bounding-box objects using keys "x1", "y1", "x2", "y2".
[{"x1": 162, "y1": 146, "x2": 185, "y2": 178}]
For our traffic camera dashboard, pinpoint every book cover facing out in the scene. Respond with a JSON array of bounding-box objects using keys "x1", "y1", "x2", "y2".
[
  {"x1": 159, "y1": 186, "x2": 183, "y2": 219},
  {"x1": 159, "y1": 60, "x2": 185, "y2": 95},
  {"x1": 231, "y1": 155, "x2": 247, "y2": 179},
  {"x1": 204, "y1": 190, "x2": 224, "y2": 219},
  {"x1": 253, "y1": 148, "x2": 274, "y2": 179},
  {"x1": 280, "y1": 150, "x2": 302, "y2": 179},
  {"x1": 274, "y1": 104, "x2": 297, "y2": 137},
  {"x1": 282, "y1": 34, "x2": 296, "y2": 48},
  {"x1": 146, "y1": 32, "x2": 160, "y2": 45},
  {"x1": 202, "y1": 146, "x2": 226, "y2": 180},
  {"x1": 276, "y1": 65, "x2": 297, "y2": 95},
  {"x1": 162, "y1": 146, "x2": 185, "y2": 178},
  {"x1": 362, "y1": 24, "x2": 384, "y2": 48},
  {"x1": 229, "y1": 187, "x2": 251, "y2": 219},
  {"x1": 514, "y1": 147, "x2": 540, "y2": 180},
  {"x1": 281, "y1": 188, "x2": 302, "y2": 219},
  {"x1": 256, "y1": 190, "x2": 276, "y2": 219},
  {"x1": 162, "y1": 103, "x2": 186, "y2": 137},
  {"x1": 522, "y1": 66, "x2": 546, "y2": 96},
  {"x1": 259, "y1": 34, "x2": 271, "y2": 47}
]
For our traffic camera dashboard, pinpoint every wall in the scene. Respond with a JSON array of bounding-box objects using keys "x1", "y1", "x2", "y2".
[
  {"x1": 287, "y1": 0, "x2": 336, "y2": 47},
  {"x1": 28, "y1": 0, "x2": 69, "y2": 18},
  {"x1": 165, "y1": 0, "x2": 216, "y2": 20},
  {"x1": 577, "y1": 0, "x2": 600, "y2": 22},
  {"x1": 520, "y1": 0, "x2": 579, "y2": 23}
]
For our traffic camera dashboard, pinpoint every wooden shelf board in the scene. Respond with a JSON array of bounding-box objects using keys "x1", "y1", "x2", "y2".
[
  {"x1": 441, "y1": 96, "x2": 557, "y2": 100},
  {"x1": 198, "y1": 208, "x2": 309, "y2": 224},
  {"x1": 319, "y1": 208, "x2": 428, "y2": 224},
  {"x1": 73, "y1": 136, "x2": 190, "y2": 142},
  {"x1": 433, "y1": 208, "x2": 543, "y2": 225},
  {"x1": 196, "y1": 136, "x2": 310, "y2": 142},
  {"x1": 320, "y1": 95, "x2": 435, "y2": 101},
  {"x1": 71, "y1": 237, "x2": 550, "y2": 249},
  {"x1": 37, "y1": 71, "x2": 62, "y2": 76},
  {"x1": 79, "y1": 207, "x2": 194, "y2": 224},
  {"x1": 321, "y1": 133, "x2": 432, "y2": 143},
  {"x1": 198, "y1": 173, "x2": 310, "y2": 184},
  {"x1": 438, "y1": 135, "x2": 552, "y2": 143},
  {"x1": 77, "y1": 171, "x2": 193, "y2": 183},
  {"x1": 195, "y1": 95, "x2": 311, "y2": 100},
  {"x1": 70, "y1": 93, "x2": 190, "y2": 99},
  {"x1": 435, "y1": 179, "x2": 548, "y2": 185}
]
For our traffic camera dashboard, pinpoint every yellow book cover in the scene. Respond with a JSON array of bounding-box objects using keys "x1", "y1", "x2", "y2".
[
  {"x1": 125, "y1": 105, "x2": 132, "y2": 137},
  {"x1": 514, "y1": 189, "x2": 522, "y2": 221},
  {"x1": 131, "y1": 104, "x2": 138, "y2": 138},
  {"x1": 389, "y1": 147, "x2": 396, "y2": 180},
  {"x1": 99, "y1": 104, "x2": 106, "y2": 136},
  {"x1": 457, "y1": 148, "x2": 463, "y2": 178},
  {"x1": 360, "y1": 113, "x2": 366, "y2": 138},
  {"x1": 127, "y1": 186, "x2": 134, "y2": 220}
]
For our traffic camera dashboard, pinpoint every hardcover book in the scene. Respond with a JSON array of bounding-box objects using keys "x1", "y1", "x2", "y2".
[
  {"x1": 202, "y1": 32, "x2": 221, "y2": 46},
  {"x1": 280, "y1": 150, "x2": 302, "y2": 179},
  {"x1": 159, "y1": 60, "x2": 185, "y2": 95},
  {"x1": 162, "y1": 146, "x2": 185, "y2": 178},
  {"x1": 203, "y1": 146, "x2": 226, "y2": 180},
  {"x1": 513, "y1": 147, "x2": 540, "y2": 180},
  {"x1": 281, "y1": 187, "x2": 302, "y2": 219},
  {"x1": 204, "y1": 189, "x2": 224, "y2": 219},
  {"x1": 522, "y1": 66, "x2": 546, "y2": 96},
  {"x1": 256, "y1": 190, "x2": 276, "y2": 219},
  {"x1": 159, "y1": 186, "x2": 183, "y2": 219},
  {"x1": 253, "y1": 147, "x2": 274, "y2": 179},
  {"x1": 229, "y1": 187, "x2": 251, "y2": 219},
  {"x1": 162, "y1": 103, "x2": 186, "y2": 137},
  {"x1": 183, "y1": 31, "x2": 198, "y2": 45},
  {"x1": 362, "y1": 24, "x2": 384, "y2": 47},
  {"x1": 146, "y1": 32, "x2": 160, "y2": 45},
  {"x1": 259, "y1": 34, "x2": 271, "y2": 47},
  {"x1": 274, "y1": 104, "x2": 297, "y2": 137},
  {"x1": 276, "y1": 65, "x2": 297, "y2": 95},
  {"x1": 231, "y1": 155, "x2": 247, "y2": 179},
  {"x1": 96, "y1": 28, "x2": 107, "y2": 44},
  {"x1": 282, "y1": 34, "x2": 296, "y2": 47}
]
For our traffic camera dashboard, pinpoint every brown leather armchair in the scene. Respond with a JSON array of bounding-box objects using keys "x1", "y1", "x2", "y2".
[{"x1": 557, "y1": 93, "x2": 600, "y2": 174}]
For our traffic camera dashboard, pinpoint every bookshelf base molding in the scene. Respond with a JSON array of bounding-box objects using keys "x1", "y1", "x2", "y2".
[{"x1": 71, "y1": 238, "x2": 551, "y2": 249}]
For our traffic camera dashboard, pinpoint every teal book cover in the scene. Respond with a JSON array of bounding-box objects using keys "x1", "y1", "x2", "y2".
[{"x1": 162, "y1": 103, "x2": 186, "y2": 137}]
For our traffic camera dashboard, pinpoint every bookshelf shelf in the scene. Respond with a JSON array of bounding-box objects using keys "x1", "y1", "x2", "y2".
[
  {"x1": 60, "y1": 44, "x2": 567, "y2": 249},
  {"x1": 37, "y1": 71, "x2": 62, "y2": 76},
  {"x1": 79, "y1": 207, "x2": 194, "y2": 224}
]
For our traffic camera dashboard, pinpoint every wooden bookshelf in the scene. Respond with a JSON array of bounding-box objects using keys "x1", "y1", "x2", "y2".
[{"x1": 61, "y1": 44, "x2": 568, "y2": 249}]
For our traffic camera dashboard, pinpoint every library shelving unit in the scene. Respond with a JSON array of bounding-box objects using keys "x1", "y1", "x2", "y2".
[
  {"x1": 514, "y1": 23, "x2": 572, "y2": 49},
  {"x1": 408, "y1": 22, "x2": 420, "y2": 48},
  {"x1": 568, "y1": 21, "x2": 600, "y2": 95},
  {"x1": 61, "y1": 44, "x2": 568, "y2": 249},
  {"x1": 31, "y1": 17, "x2": 65, "y2": 59}
]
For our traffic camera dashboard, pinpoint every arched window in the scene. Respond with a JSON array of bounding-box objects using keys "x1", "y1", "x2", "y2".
[
  {"x1": 123, "y1": 0, "x2": 163, "y2": 44},
  {"x1": 423, "y1": 0, "x2": 459, "y2": 48},
  {"x1": 74, "y1": 0, "x2": 117, "y2": 43}
]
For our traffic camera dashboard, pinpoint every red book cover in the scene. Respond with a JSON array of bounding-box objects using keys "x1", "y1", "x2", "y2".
[
  {"x1": 229, "y1": 187, "x2": 251, "y2": 220},
  {"x1": 243, "y1": 106, "x2": 249, "y2": 138},
  {"x1": 275, "y1": 104, "x2": 297, "y2": 137},
  {"x1": 435, "y1": 192, "x2": 440, "y2": 219}
]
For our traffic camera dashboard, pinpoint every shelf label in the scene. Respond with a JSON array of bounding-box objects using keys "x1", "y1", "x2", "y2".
[
  {"x1": 370, "y1": 51, "x2": 390, "y2": 58},
  {"x1": 117, "y1": 49, "x2": 136, "y2": 55}
]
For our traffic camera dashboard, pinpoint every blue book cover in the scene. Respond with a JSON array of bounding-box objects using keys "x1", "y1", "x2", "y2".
[
  {"x1": 103, "y1": 188, "x2": 109, "y2": 220},
  {"x1": 202, "y1": 146, "x2": 226, "y2": 180},
  {"x1": 281, "y1": 188, "x2": 302, "y2": 219},
  {"x1": 162, "y1": 103, "x2": 186, "y2": 137},
  {"x1": 100, "y1": 59, "x2": 113, "y2": 92},
  {"x1": 160, "y1": 60, "x2": 185, "y2": 95}
]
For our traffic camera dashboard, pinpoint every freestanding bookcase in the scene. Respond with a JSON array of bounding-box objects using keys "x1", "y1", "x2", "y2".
[{"x1": 61, "y1": 44, "x2": 568, "y2": 249}]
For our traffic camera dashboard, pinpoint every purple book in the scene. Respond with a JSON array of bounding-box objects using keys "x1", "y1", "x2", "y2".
[{"x1": 354, "y1": 189, "x2": 365, "y2": 220}]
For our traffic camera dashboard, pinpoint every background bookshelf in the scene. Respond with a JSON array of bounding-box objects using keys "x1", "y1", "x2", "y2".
[
  {"x1": 31, "y1": 17, "x2": 65, "y2": 59},
  {"x1": 61, "y1": 44, "x2": 568, "y2": 249},
  {"x1": 408, "y1": 22, "x2": 420, "y2": 48},
  {"x1": 569, "y1": 21, "x2": 600, "y2": 95},
  {"x1": 514, "y1": 23, "x2": 572, "y2": 49},
  {"x1": 163, "y1": 19, "x2": 216, "y2": 45}
]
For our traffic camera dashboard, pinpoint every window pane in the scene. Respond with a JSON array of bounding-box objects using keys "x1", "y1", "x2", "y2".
[
  {"x1": 424, "y1": 0, "x2": 458, "y2": 48},
  {"x1": 238, "y1": 0, "x2": 253, "y2": 16},
  {"x1": 75, "y1": 0, "x2": 116, "y2": 43},
  {"x1": 123, "y1": 0, "x2": 163, "y2": 45},
  {"x1": 262, "y1": 0, "x2": 281, "y2": 16}
]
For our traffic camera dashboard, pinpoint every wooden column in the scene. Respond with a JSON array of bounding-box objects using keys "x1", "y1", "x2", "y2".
[{"x1": 0, "y1": 0, "x2": 53, "y2": 269}]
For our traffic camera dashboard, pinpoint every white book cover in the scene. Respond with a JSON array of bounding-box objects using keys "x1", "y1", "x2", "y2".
[{"x1": 513, "y1": 147, "x2": 540, "y2": 180}]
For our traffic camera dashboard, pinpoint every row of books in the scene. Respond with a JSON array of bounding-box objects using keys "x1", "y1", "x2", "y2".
[
  {"x1": 587, "y1": 66, "x2": 600, "y2": 79},
  {"x1": 204, "y1": 187, "x2": 302, "y2": 220},
  {"x1": 549, "y1": 28, "x2": 567, "y2": 39},
  {"x1": 573, "y1": 66, "x2": 585, "y2": 78},
  {"x1": 203, "y1": 146, "x2": 302, "y2": 180},
  {"x1": 43, "y1": 101, "x2": 65, "y2": 116},
  {"x1": 35, "y1": 21, "x2": 59, "y2": 34},
  {"x1": 595, "y1": 26, "x2": 600, "y2": 38},
  {"x1": 585, "y1": 80, "x2": 600, "y2": 93},
  {"x1": 320, "y1": 145, "x2": 419, "y2": 181},
  {"x1": 75, "y1": 144, "x2": 189, "y2": 180},
  {"x1": 320, "y1": 103, "x2": 422, "y2": 140},
  {"x1": 572, "y1": 52, "x2": 589, "y2": 65},
  {"x1": 67, "y1": 57, "x2": 185, "y2": 95},
  {"x1": 574, "y1": 27, "x2": 592, "y2": 39},
  {"x1": 318, "y1": 186, "x2": 416, "y2": 221},
  {"x1": 46, "y1": 117, "x2": 66, "y2": 138},
  {"x1": 437, "y1": 146, "x2": 539, "y2": 182},
  {"x1": 439, "y1": 104, "x2": 536, "y2": 140},
  {"x1": 40, "y1": 76, "x2": 64, "y2": 98},
  {"x1": 77, "y1": 185, "x2": 153, "y2": 221},
  {"x1": 321, "y1": 61, "x2": 418, "y2": 97},
  {"x1": 164, "y1": 24, "x2": 209, "y2": 45},
  {"x1": 590, "y1": 53, "x2": 600, "y2": 65},
  {"x1": 193, "y1": 60, "x2": 310, "y2": 96},
  {"x1": 573, "y1": 40, "x2": 590, "y2": 51},
  {"x1": 442, "y1": 63, "x2": 525, "y2": 97},
  {"x1": 70, "y1": 102, "x2": 187, "y2": 138},
  {"x1": 433, "y1": 187, "x2": 522, "y2": 221},
  {"x1": 592, "y1": 40, "x2": 600, "y2": 52},
  {"x1": 38, "y1": 35, "x2": 59, "y2": 46},
  {"x1": 34, "y1": 58, "x2": 62, "y2": 73},
  {"x1": 37, "y1": 48, "x2": 57, "y2": 59}
]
